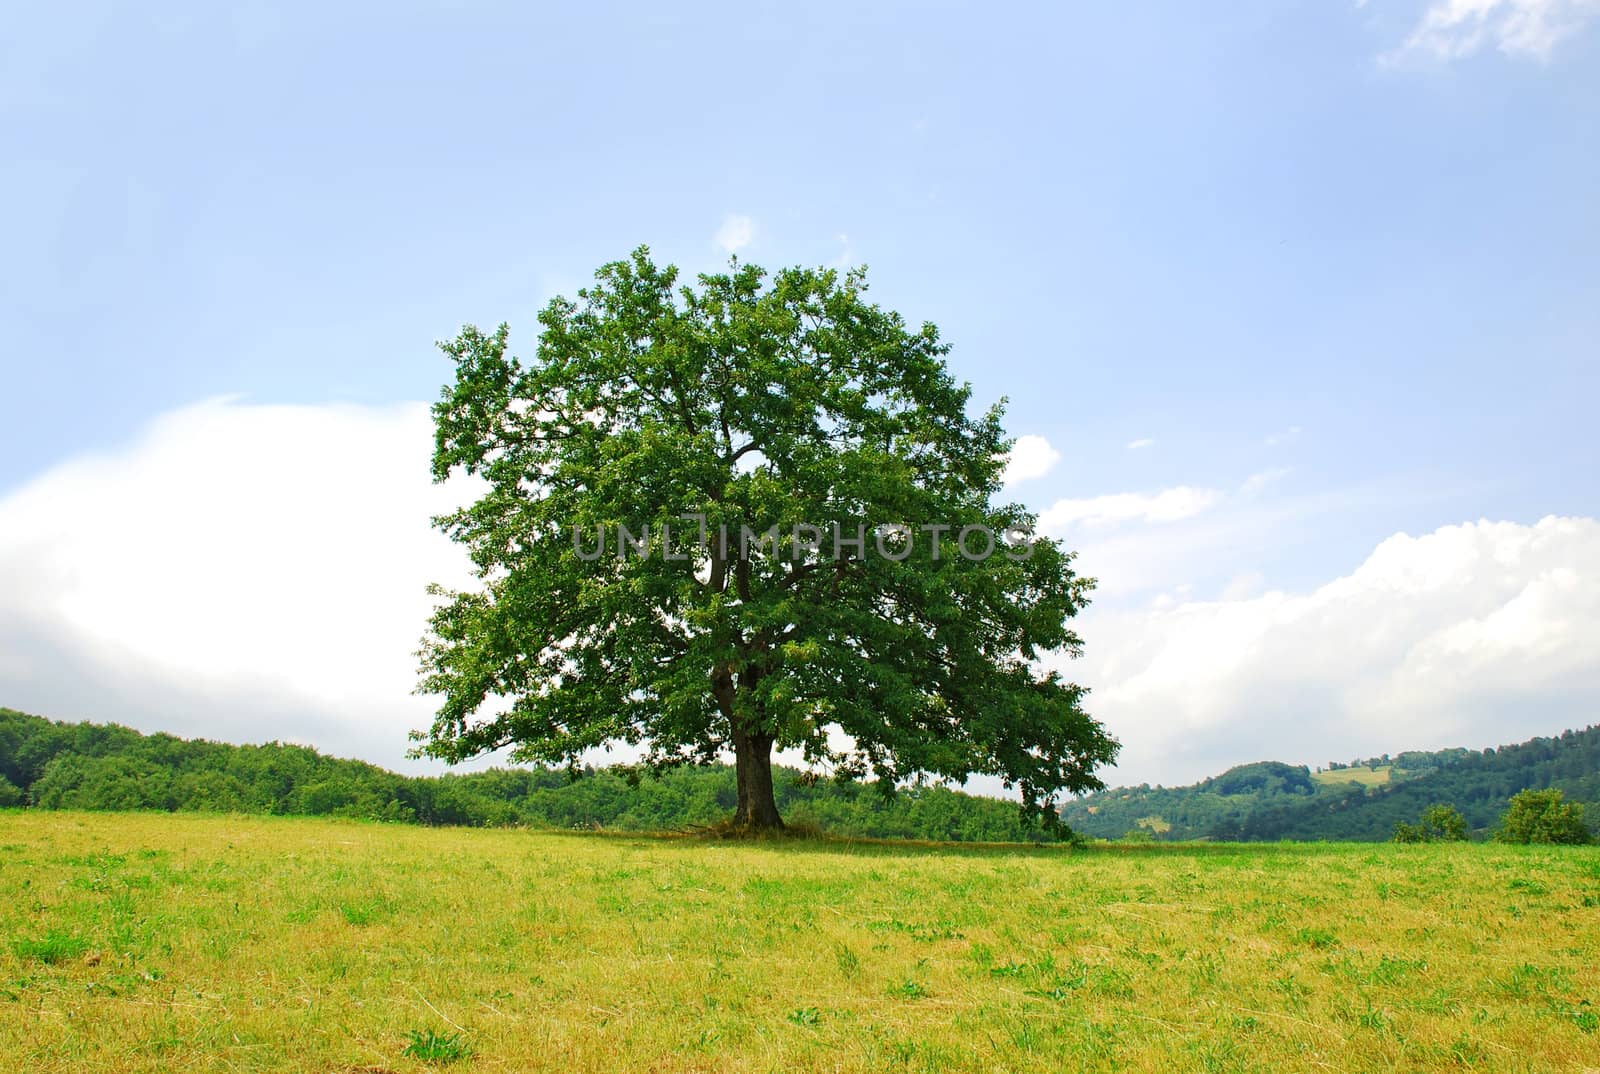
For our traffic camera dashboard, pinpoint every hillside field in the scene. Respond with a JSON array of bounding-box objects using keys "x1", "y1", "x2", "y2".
[
  {"x1": 1310, "y1": 766, "x2": 1396, "y2": 788},
  {"x1": 2, "y1": 813, "x2": 1598, "y2": 1073}
]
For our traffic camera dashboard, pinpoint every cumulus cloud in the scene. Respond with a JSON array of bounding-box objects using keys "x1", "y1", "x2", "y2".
[
  {"x1": 1387, "y1": 0, "x2": 1600, "y2": 62},
  {"x1": 714, "y1": 214, "x2": 754, "y2": 254},
  {"x1": 1038, "y1": 486, "x2": 1221, "y2": 532},
  {"x1": 1000, "y1": 434, "x2": 1061, "y2": 487},
  {"x1": 0, "y1": 398, "x2": 476, "y2": 770},
  {"x1": 1068, "y1": 516, "x2": 1600, "y2": 785}
]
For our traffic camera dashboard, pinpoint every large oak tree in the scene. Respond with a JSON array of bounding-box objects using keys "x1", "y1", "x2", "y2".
[{"x1": 415, "y1": 248, "x2": 1117, "y2": 830}]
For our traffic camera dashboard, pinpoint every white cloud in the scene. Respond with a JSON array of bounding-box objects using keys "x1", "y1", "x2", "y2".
[
  {"x1": 1038, "y1": 485, "x2": 1221, "y2": 532},
  {"x1": 1387, "y1": 0, "x2": 1600, "y2": 62},
  {"x1": 0, "y1": 399, "x2": 477, "y2": 770},
  {"x1": 1039, "y1": 471, "x2": 1292, "y2": 546},
  {"x1": 1000, "y1": 434, "x2": 1061, "y2": 487},
  {"x1": 1126, "y1": 438, "x2": 1155, "y2": 451},
  {"x1": 1069, "y1": 516, "x2": 1600, "y2": 785},
  {"x1": 714, "y1": 214, "x2": 754, "y2": 254}
]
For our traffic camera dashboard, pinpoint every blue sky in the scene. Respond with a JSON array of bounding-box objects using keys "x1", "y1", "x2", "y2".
[{"x1": 2, "y1": 2, "x2": 1597, "y2": 786}]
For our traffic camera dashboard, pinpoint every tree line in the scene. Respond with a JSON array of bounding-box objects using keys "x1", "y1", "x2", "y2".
[{"x1": 0, "y1": 709, "x2": 1066, "y2": 842}]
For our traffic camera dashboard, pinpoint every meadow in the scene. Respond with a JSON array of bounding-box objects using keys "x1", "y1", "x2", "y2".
[
  {"x1": 1310, "y1": 766, "x2": 1396, "y2": 788},
  {"x1": 2, "y1": 812, "x2": 1597, "y2": 1073}
]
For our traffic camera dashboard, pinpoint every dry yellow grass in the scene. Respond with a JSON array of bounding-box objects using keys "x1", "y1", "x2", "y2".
[
  {"x1": 2, "y1": 811, "x2": 1598, "y2": 1073},
  {"x1": 1311, "y1": 766, "x2": 1395, "y2": 788}
]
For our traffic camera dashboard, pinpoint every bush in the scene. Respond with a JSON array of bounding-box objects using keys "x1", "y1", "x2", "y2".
[
  {"x1": 1494, "y1": 789, "x2": 1592, "y2": 845},
  {"x1": 1392, "y1": 804, "x2": 1468, "y2": 843},
  {"x1": 1392, "y1": 821, "x2": 1426, "y2": 844}
]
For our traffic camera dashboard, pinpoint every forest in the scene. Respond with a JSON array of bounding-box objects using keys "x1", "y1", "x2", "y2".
[
  {"x1": 0, "y1": 708, "x2": 1065, "y2": 842},
  {"x1": 1059, "y1": 725, "x2": 1600, "y2": 840}
]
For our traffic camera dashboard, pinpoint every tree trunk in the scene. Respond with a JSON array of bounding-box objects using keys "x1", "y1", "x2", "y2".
[{"x1": 732, "y1": 729, "x2": 784, "y2": 831}]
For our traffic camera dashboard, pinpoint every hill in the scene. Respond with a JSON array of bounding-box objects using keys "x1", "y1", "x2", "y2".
[
  {"x1": 8, "y1": 707, "x2": 1599, "y2": 844},
  {"x1": 0, "y1": 707, "x2": 1061, "y2": 842},
  {"x1": 1060, "y1": 725, "x2": 1600, "y2": 841}
]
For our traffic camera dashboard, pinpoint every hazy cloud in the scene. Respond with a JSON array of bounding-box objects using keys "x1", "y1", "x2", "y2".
[
  {"x1": 1039, "y1": 486, "x2": 1222, "y2": 532},
  {"x1": 1264, "y1": 425, "x2": 1302, "y2": 447},
  {"x1": 829, "y1": 232, "x2": 857, "y2": 270},
  {"x1": 1386, "y1": 0, "x2": 1600, "y2": 62},
  {"x1": 714, "y1": 214, "x2": 754, "y2": 254},
  {"x1": 1240, "y1": 467, "x2": 1292, "y2": 496}
]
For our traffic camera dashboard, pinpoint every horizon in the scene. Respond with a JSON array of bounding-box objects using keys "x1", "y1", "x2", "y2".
[{"x1": 8, "y1": 702, "x2": 1596, "y2": 801}]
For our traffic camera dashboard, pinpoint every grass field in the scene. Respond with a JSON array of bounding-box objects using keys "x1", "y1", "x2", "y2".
[
  {"x1": 1311, "y1": 766, "x2": 1396, "y2": 788},
  {"x1": 2, "y1": 812, "x2": 1598, "y2": 1073}
]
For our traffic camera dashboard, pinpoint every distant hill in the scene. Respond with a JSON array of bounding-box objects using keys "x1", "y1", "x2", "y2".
[
  {"x1": 0, "y1": 707, "x2": 1063, "y2": 843},
  {"x1": 7, "y1": 707, "x2": 1597, "y2": 843},
  {"x1": 1060, "y1": 725, "x2": 1600, "y2": 841}
]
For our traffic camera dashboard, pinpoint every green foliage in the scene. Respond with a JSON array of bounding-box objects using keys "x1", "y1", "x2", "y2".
[
  {"x1": 0, "y1": 773, "x2": 21, "y2": 807},
  {"x1": 787, "y1": 1006, "x2": 822, "y2": 1027},
  {"x1": 1062, "y1": 725, "x2": 1600, "y2": 842},
  {"x1": 0, "y1": 708, "x2": 1072, "y2": 843},
  {"x1": 1393, "y1": 804, "x2": 1468, "y2": 843},
  {"x1": 1422, "y1": 803, "x2": 1469, "y2": 841},
  {"x1": 417, "y1": 247, "x2": 1116, "y2": 828},
  {"x1": 1205, "y1": 761, "x2": 1316, "y2": 797},
  {"x1": 12, "y1": 929, "x2": 89, "y2": 964},
  {"x1": 1391, "y1": 821, "x2": 1424, "y2": 844},
  {"x1": 402, "y1": 1028, "x2": 471, "y2": 1064},
  {"x1": 1494, "y1": 789, "x2": 1593, "y2": 845}
]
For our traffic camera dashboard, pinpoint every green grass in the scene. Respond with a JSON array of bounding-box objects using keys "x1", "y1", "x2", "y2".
[
  {"x1": 11, "y1": 929, "x2": 90, "y2": 965},
  {"x1": 402, "y1": 1027, "x2": 472, "y2": 1063},
  {"x1": 1, "y1": 811, "x2": 1598, "y2": 1072}
]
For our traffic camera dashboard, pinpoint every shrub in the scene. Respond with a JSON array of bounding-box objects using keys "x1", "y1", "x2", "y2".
[
  {"x1": 1392, "y1": 821, "x2": 1426, "y2": 844},
  {"x1": 1392, "y1": 804, "x2": 1468, "y2": 843},
  {"x1": 1494, "y1": 789, "x2": 1592, "y2": 845}
]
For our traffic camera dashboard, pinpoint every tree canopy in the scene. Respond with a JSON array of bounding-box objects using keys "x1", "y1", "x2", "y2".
[{"x1": 414, "y1": 248, "x2": 1117, "y2": 829}]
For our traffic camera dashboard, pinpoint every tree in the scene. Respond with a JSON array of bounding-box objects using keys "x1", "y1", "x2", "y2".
[
  {"x1": 414, "y1": 248, "x2": 1117, "y2": 830},
  {"x1": 1494, "y1": 789, "x2": 1592, "y2": 845},
  {"x1": 1392, "y1": 803, "x2": 1468, "y2": 843},
  {"x1": 1420, "y1": 803, "x2": 1469, "y2": 841}
]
